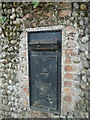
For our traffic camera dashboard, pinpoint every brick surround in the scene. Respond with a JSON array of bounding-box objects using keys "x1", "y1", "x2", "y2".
[{"x1": 18, "y1": 25, "x2": 83, "y2": 117}]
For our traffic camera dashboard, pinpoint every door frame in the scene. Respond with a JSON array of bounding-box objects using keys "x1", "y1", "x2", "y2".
[{"x1": 25, "y1": 25, "x2": 66, "y2": 116}]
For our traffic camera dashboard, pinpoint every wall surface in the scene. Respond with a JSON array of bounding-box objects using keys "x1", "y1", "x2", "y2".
[{"x1": 0, "y1": 2, "x2": 90, "y2": 118}]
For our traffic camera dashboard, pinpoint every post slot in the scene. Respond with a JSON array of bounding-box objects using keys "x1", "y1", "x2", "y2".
[{"x1": 29, "y1": 41, "x2": 60, "y2": 51}]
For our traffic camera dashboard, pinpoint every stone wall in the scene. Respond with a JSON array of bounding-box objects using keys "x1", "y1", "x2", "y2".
[{"x1": 0, "y1": 2, "x2": 90, "y2": 119}]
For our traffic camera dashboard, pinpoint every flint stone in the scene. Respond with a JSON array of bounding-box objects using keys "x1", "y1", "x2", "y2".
[
  {"x1": 4, "y1": 111, "x2": 9, "y2": 117},
  {"x1": 80, "y1": 4, "x2": 87, "y2": 11},
  {"x1": 74, "y1": 75, "x2": 81, "y2": 81},
  {"x1": 10, "y1": 21, "x2": 13, "y2": 25},
  {"x1": 82, "y1": 75, "x2": 87, "y2": 84},
  {"x1": 5, "y1": 32, "x2": 9, "y2": 37},
  {"x1": 87, "y1": 77, "x2": 90, "y2": 83},
  {"x1": 23, "y1": 108, "x2": 27, "y2": 111},
  {"x1": 12, "y1": 8, "x2": 15, "y2": 13},
  {"x1": 3, "y1": 106, "x2": 10, "y2": 111},
  {"x1": 81, "y1": 106, "x2": 87, "y2": 112},
  {"x1": 85, "y1": 27, "x2": 90, "y2": 35},
  {"x1": 17, "y1": 32, "x2": 20, "y2": 37},
  {"x1": 3, "y1": 99, "x2": 8, "y2": 105},
  {"x1": 12, "y1": 107, "x2": 16, "y2": 112},
  {"x1": 73, "y1": 3, "x2": 79, "y2": 9},
  {"x1": 85, "y1": 99, "x2": 89, "y2": 106},
  {"x1": 87, "y1": 2, "x2": 90, "y2": 10},
  {"x1": 72, "y1": 11, "x2": 78, "y2": 17},
  {"x1": 8, "y1": 102, "x2": 12, "y2": 107},
  {"x1": 18, "y1": 109, "x2": 21, "y2": 113},
  {"x1": 10, "y1": 14, "x2": 16, "y2": 20},
  {"x1": 7, "y1": 90, "x2": 12, "y2": 95},
  {"x1": 85, "y1": 42, "x2": 90, "y2": 53},
  {"x1": 81, "y1": 36, "x2": 88, "y2": 44},
  {"x1": 81, "y1": 68, "x2": 87, "y2": 75},
  {"x1": 12, "y1": 102, "x2": 15, "y2": 107},
  {"x1": 79, "y1": 29, "x2": 85, "y2": 36},
  {"x1": 80, "y1": 91, "x2": 84, "y2": 98},
  {"x1": 4, "y1": 8, "x2": 7, "y2": 14},
  {"x1": 80, "y1": 11, "x2": 85, "y2": 17},
  {"x1": 13, "y1": 26, "x2": 17, "y2": 31},
  {"x1": 20, "y1": 13, "x2": 23, "y2": 18},
  {"x1": 85, "y1": 92, "x2": 90, "y2": 100},
  {"x1": 8, "y1": 47, "x2": 14, "y2": 52},
  {"x1": 84, "y1": 112, "x2": 89, "y2": 118},
  {"x1": 75, "y1": 83, "x2": 80, "y2": 88},
  {"x1": 87, "y1": 107, "x2": 90, "y2": 112},
  {"x1": 85, "y1": 18, "x2": 89, "y2": 25},
  {"x1": 13, "y1": 32, "x2": 16, "y2": 37},
  {"x1": 81, "y1": 98, "x2": 85, "y2": 105},
  {"x1": 3, "y1": 44, "x2": 8, "y2": 49},
  {"x1": 81, "y1": 84, "x2": 86, "y2": 90},
  {"x1": 13, "y1": 18, "x2": 22, "y2": 25},
  {"x1": 87, "y1": 69, "x2": 90, "y2": 76},
  {"x1": 10, "y1": 70, "x2": 14, "y2": 74},
  {"x1": 11, "y1": 40, "x2": 17, "y2": 45},
  {"x1": 9, "y1": 80, "x2": 12, "y2": 85},
  {"x1": 73, "y1": 58, "x2": 80, "y2": 63},
  {"x1": 10, "y1": 107, "x2": 13, "y2": 112},
  {"x1": 11, "y1": 97, "x2": 15, "y2": 102},
  {"x1": 87, "y1": 85, "x2": 90, "y2": 91},
  {"x1": 10, "y1": 32, "x2": 13, "y2": 37},
  {"x1": 83, "y1": 60, "x2": 89, "y2": 68},
  {"x1": 80, "y1": 53, "x2": 87, "y2": 61},
  {"x1": 17, "y1": 14, "x2": 20, "y2": 18},
  {"x1": 8, "y1": 9, "x2": 12, "y2": 14},
  {"x1": 9, "y1": 26, "x2": 13, "y2": 31},
  {"x1": 79, "y1": 44, "x2": 85, "y2": 52},
  {"x1": 79, "y1": 20, "x2": 84, "y2": 26}
]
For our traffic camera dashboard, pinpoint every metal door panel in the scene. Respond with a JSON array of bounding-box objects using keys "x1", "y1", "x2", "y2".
[
  {"x1": 28, "y1": 31, "x2": 62, "y2": 42},
  {"x1": 28, "y1": 30, "x2": 61, "y2": 115},
  {"x1": 30, "y1": 51, "x2": 58, "y2": 110}
]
